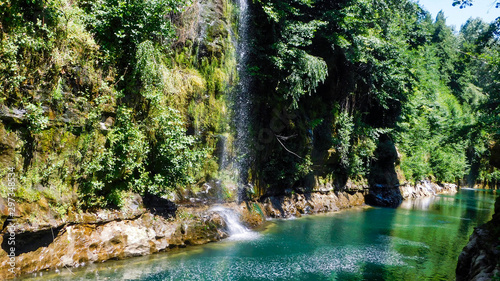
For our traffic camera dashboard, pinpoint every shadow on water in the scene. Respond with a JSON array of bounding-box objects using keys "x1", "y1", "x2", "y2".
[{"x1": 457, "y1": 189, "x2": 497, "y2": 240}]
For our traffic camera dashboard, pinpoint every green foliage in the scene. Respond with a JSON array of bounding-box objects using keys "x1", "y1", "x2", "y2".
[
  {"x1": 327, "y1": 0, "x2": 421, "y2": 109},
  {"x1": 395, "y1": 77, "x2": 470, "y2": 182},
  {"x1": 453, "y1": 0, "x2": 500, "y2": 9},
  {"x1": 0, "y1": 0, "x2": 59, "y2": 94},
  {"x1": 79, "y1": 107, "x2": 149, "y2": 207},
  {"x1": 25, "y1": 103, "x2": 49, "y2": 133},
  {"x1": 135, "y1": 40, "x2": 165, "y2": 101},
  {"x1": 334, "y1": 110, "x2": 384, "y2": 178},
  {"x1": 3, "y1": 0, "x2": 500, "y2": 212},
  {"x1": 260, "y1": 151, "x2": 313, "y2": 190},
  {"x1": 251, "y1": 0, "x2": 496, "y2": 190},
  {"x1": 336, "y1": 111, "x2": 354, "y2": 170},
  {"x1": 106, "y1": 108, "x2": 150, "y2": 186},
  {"x1": 84, "y1": 0, "x2": 188, "y2": 60},
  {"x1": 274, "y1": 48, "x2": 328, "y2": 108},
  {"x1": 349, "y1": 134, "x2": 378, "y2": 178},
  {"x1": 147, "y1": 106, "x2": 206, "y2": 195},
  {"x1": 76, "y1": 99, "x2": 210, "y2": 207},
  {"x1": 257, "y1": 0, "x2": 328, "y2": 108},
  {"x1": 453, "y1": 0, "x2": 473, "y2": 8},
  {"x1": 78, "y1": 104, "x2": 207, "y2": 207},
  {"x1": 431, "y1": 144, "x2": 468, "y2": 183}
]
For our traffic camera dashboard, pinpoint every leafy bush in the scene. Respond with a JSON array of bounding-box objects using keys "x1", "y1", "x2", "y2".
[
  {"x1": 84, "y1": 0, "x2": 189, "y2": 60},
  {"x1": 25, "y1": 103, "x2": 49, "y2": 133},
  {"x1": 147, "y1": 105, "x2": 206, "y2": 195},
  {"x1": 78, "y1": 105, "x2": 206, "y2": 207},
  {"x1": 431, "y1": 145, "x2": 468, "y2": 183},
  {"x1": 135, "y1": 40, "x2": 166, "y2": 102},
  {"x1": 270, "y1": 19, "x2": 328, "y2": 108},
  {"x1": 336, "y1": 111, "x2": 354, "y2": 170},
  {"x1": 79, "y1": 107, "x2": 149, "y2": 207},
  {"x1": 333, "y1": 110, "x2": 382, "y2": 179}
]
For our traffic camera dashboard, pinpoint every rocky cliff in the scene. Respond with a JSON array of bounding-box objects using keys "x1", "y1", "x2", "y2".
[
  {"x1": 456, "y1": 195, "x2": 500, "y2": 281},
  {"x1": 456, "y1": 142, "x2": 500, "y2": 281}
]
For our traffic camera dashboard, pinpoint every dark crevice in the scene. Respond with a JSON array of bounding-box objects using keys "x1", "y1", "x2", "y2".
[
  {"x1": 143, "y1": 193, "x2": 177, "y2": 219},
  {"x1": 1, "y1": 216, "x2": 12, "y2": 233},
  {"x1": 2, "y1": 226, "x2": 63, "y2": 256}
]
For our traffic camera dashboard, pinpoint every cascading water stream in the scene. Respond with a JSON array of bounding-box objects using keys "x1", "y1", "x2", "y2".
[
  {"x1": 232, "y1": 0, "x2": 252, "y2": 193},
  {"x1": 211, "y1": 206, "x2": 258, "y2": 240}
]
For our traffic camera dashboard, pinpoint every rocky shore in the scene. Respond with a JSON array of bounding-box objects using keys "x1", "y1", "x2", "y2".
[
  {"x1": 366, "y1": 181, "x2": 457, "y2": 207},
  {"x1": 0, "y1": 183, "x2": 458, "y2": 279},
  {"x1": 456, "y1": 195, "x2": 500, "y2": 281}
]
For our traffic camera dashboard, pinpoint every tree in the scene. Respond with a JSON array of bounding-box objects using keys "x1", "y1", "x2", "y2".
[{"x1": 452, "y1": 0, "x2": 500, "y2": 9}]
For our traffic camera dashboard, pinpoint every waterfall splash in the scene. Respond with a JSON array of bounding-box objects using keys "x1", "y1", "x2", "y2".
[{"x1": 211, "y1": 206, "x2": 258, "y2": 240}]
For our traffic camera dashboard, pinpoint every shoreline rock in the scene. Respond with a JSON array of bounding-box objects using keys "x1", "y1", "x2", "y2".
[
  {"x1": 366, "y1": 181, "x2": 457, "y2": 207},
  {"x1": 456, "y1": 194, "x2": 500, "y2": 281},
  {"x1": 259, "y1": 191, "x2": 365, "y2": 219},
  {"x1": 0, "y1": 208, "x2": 230, "y2": 280}
]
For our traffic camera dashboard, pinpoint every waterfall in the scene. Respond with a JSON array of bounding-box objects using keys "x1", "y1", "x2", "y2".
[
  {"x1": 217, "y1": 0, "x2": 253, "y2": 200},
  {"x1": 211, "y1": 206, "x2": 258, "y2": 240},
  {"x1": 232, "y1": 0, "x2": 252, "y2": 194}
]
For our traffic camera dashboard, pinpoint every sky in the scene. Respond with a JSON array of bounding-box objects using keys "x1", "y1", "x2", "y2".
[{"x1": 415, "y1": 0, "x2": 499, "y2": 31}]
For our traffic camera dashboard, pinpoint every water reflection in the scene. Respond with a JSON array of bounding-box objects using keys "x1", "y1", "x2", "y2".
[
  {"x1": 400, "y1": 196, "x2": 437, "y2": 210},
  {"x1": 20, "y1": 190, "x2": 497, "y2": 281}
]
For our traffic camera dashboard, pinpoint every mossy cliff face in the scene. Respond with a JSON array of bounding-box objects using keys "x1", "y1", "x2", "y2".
[{"x1": 0, "y1": 0, "x2": 239, "y2": 210}]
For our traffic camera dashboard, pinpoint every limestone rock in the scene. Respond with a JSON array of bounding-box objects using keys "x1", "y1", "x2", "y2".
[
  {"x1": 260, "y1": 191, "x2": 365, "y2": 219},
  {"x1": 0, "y1": 211, "x2": 229, "y2": 279}
]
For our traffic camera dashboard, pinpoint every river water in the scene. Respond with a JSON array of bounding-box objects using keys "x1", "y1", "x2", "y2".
[{"x1": 22, "y1": 189, "x2": 497, "y2": 281}]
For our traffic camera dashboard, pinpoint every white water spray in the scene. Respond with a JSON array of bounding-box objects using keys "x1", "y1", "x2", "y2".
[{"x1": 211, "y1": 206, "x2": 258, "y2": 240}]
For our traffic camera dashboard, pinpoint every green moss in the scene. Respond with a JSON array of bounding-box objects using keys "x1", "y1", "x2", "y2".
[{"x1": 14, "y1": 184, "x2": 41, "y2": 202}]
